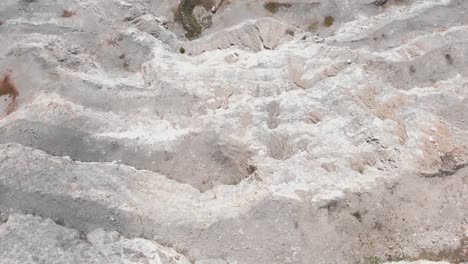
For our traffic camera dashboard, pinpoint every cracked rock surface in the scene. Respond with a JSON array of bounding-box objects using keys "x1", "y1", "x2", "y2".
[{"x1": 0, "y1": 0, "x2": 467, "y2": 263}]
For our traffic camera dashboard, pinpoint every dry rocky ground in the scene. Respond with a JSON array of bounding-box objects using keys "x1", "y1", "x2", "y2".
[{"x1": 0, "y1": 0, "x2": 467, "y2": 263}]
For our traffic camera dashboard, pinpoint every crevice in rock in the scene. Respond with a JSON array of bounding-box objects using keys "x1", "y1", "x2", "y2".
[
  {"x1": 254, "y1": 24, "x2": 269, "y2": 50},
  {"x1": 420, "y1": 163, "x2": 468, "y2": 178}
]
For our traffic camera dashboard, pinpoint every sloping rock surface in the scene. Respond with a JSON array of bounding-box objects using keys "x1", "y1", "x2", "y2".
[{"x1": 0, "y1": 0, "x2": 467, "y2": 263}]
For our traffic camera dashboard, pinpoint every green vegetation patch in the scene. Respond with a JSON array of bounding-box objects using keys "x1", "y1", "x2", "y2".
[
  {"x1": 264, "y1": 2, "x2": 292, "y2": 14},
  {"x1": 323, "y1": 16, "x2": 335, "y2": 27},
  {"x1": 175, "y1": 0, "x2": 215, "y2": 40}
]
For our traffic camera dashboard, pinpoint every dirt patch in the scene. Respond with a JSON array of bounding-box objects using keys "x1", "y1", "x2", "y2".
[
  {"x1": 326, "y1": 168, "x2": 468, "y2": 263},
  {"x1": 417, "y1": 236, "x2": 468, "y2": 263},
  {"x1": 0, "y1": 70, "x2": 19, "y2": 116},
  {"x1": 62, "y1": 9, "x2": 76, "y2": 18}
]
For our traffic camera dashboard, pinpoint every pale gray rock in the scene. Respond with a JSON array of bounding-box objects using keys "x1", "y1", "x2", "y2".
[
  {"x1": 0, "y1": 0, "x2": 467, "y2": 263},
  {"x1": 181, "y1": 17, "x2": 296, "y2": 55},
  {"x1": 0, "y1": 214, "x2": 191, "y2": 264}
]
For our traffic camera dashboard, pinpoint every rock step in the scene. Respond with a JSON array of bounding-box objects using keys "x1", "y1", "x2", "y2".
[{"x1": 0, "y1": 94, "x2": 254, "y2": 192}]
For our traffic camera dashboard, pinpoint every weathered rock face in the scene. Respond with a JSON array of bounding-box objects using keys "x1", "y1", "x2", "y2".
[
  {"x1": 0, "y1": 0, "x2": 467, "y2": 263},
  {"x1": 0, "y1": 214, "x2": 191, "y2": 264}
]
